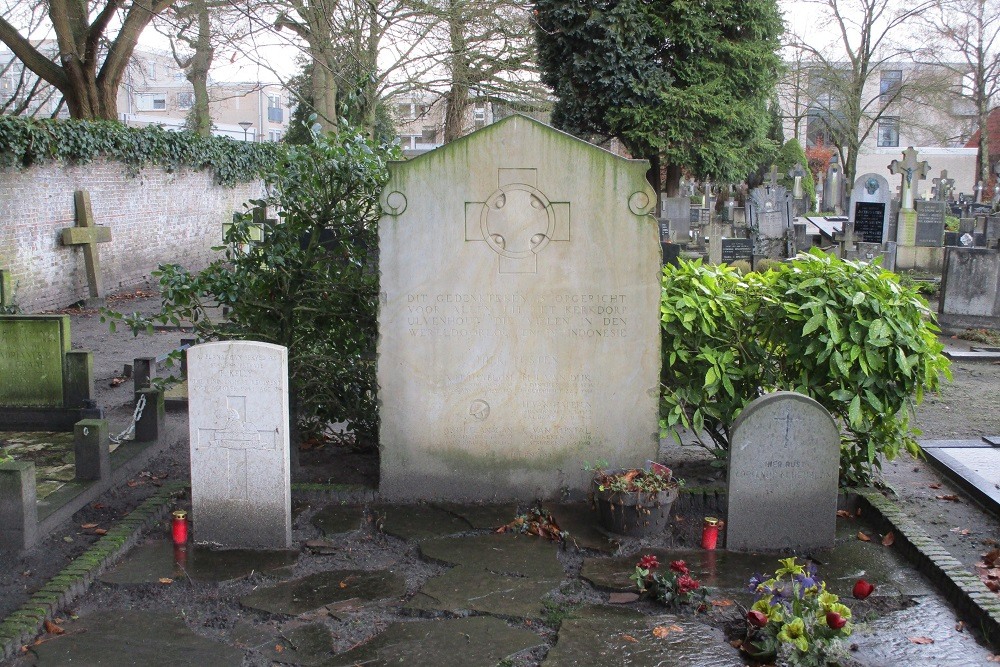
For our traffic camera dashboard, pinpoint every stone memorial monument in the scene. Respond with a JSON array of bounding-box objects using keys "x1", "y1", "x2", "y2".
[
  {"x1": 848, "y1": 173, "x2": 891, "y2": 244},
  {"x1": 188, "y1": 341, "x2": 291, "y2": 548},
  {"x1": 747, "y1": 167, "x2": 792, "y2": 258},
  {"x1": 726, "y1": 392, "x2": 841, "y2": 552},
  {"x1": 377, "y1": 115, "x2": 661, "y2": 501},
  {"x1": 889, "y1": 147, "x2": 930, "y2": 246},
  {"x1": 61, "y1": 191, "x2": 112, "y2": 307}
]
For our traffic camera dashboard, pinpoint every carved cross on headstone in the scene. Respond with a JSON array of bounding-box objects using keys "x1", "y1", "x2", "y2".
[
  {"x1": 61, "y1": 191, "x2": 112, "y2": 305},
  {"x1": 773, "y1": 410, "x2": 799, "y2": 449},
  {"x1": 932, "y1": 170, "x2": 954, "y2": 202},
  {"x1": 888, "y1": 146, "x2": 930, "y2": 211}
]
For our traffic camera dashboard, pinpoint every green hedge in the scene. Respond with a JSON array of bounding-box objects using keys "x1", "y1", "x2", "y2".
[{"x1": 0, "y1": 116, "x2": 281, "y2": 186}]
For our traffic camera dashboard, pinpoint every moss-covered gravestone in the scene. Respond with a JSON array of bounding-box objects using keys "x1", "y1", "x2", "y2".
[
  {"x1": 377, "y1": 115, "x2": 661, "y2": 501},
  {"x1": 0, "y1": 314, "x2": 93, "y2": 429}
]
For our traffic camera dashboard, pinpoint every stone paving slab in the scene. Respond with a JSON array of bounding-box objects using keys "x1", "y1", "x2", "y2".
[
  {"x1": 371, "y1": 504, "x2": 473, "y2": 541},
  {"x1": 430, "y1": 502, "x2": 519, "y2": 530},
  {"x1": 542, "y1": 502, "x2": 620, "y2": 554},
  {"x1": 25, "y1": 610, "x2": 243, "y2": 666},
  {"x1": 328, "y1": 616, "x2": 543, "y2": 667},
  {"x1": 923, "y1": 446, "x2": 1000, "y2": 515},
  {"x1": 850, "y1": 595, "x2": 994, "y2": 666},
  {"x1": 405, "y1": 564, "x2": 560, "y2": 619},
  {"x1": 542, "y1": 605, "x2": 742, "y2": 666},
  {"x1": 259, "y1": 622, "x2": 333, "y2": 666},
  {"x1": 310, "y1": 505, "x2": 364, "y2": 536},
  {"x1": 240, "y1": 569, "x2": 406, "y2": 616},
  {"x1": 99, "y1": 540, "x2": 297, "y2": 584},
  {"x1": 419, "y1": 533, "x2": 565, "y2": 579},
  {"x1": 920, "y1": 439, "x2": 993, "y2": 449}
]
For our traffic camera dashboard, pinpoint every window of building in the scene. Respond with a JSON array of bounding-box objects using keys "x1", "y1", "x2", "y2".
[
  {"x1": 148, "y1": 63, "x2": 157, "y2": 80},
  {"x1": 135, "y1": 93, "x2": 166, "y2": 111},
  {"x1": 416, "y1": 104, "x2": 429, "y2": 117},
  {"x1": 174, "y1": 71, "x2": 185, "y2": 81},
  {"x1": 473, "y1": 105, "x2": 486, "y2": 129},
  {"x1": 177, "y1": 92, "x2": 194, "y2": 110},
  {"x1": 880, "y1": 70, "x2": 902, "y2": 101},
  {"x1": 267, "y1": 93, "x2": 283, "y2": 122},
  {"x1": 420, "y1": 126, "x2": 437, "y2": 143},
  {"x1": 877, "y1": 116, "x2": 899, "y2": 147},
  {"x1": 268, "y1": 129, "x2": 282, "y2": 142}
]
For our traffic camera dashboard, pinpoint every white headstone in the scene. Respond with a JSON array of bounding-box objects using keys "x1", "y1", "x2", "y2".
[
  {"x1": 848, "y1": 173, "x2": 891, "y2": 244},
  {"x1": 188, "y1": 341, "x2": 291, "y2": 548},
  {"x1": 726, "y1": 392, "x2": 840, "y2": 552},
  {"x1": 377, "y1": 115, "x2": 661, "y2": 501}
]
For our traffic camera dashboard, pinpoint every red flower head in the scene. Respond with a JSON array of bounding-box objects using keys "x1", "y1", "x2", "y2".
[
  {"x1": 826, "y1": 611, "x2": 848, "y2": 629},
  {"x1": 747, "y1": 610, "x2": 769, "y2": 628},
  {"x1": 676, "y1": 574, "x2": 701, "y2": 593},
  {"x1": 852, "y1": 579, "x2": 875, "y2": 600},
  {"x1": 638, "y1": 554, "x2": 659, "y2": 570},
  {"x1": 669, "y1": 560, "x2": 689, "y2": 575}
]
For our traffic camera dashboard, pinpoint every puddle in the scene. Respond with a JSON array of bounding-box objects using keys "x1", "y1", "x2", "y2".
[{"x1": 100, "y1": 540, "x2": 297, "y2": 584}]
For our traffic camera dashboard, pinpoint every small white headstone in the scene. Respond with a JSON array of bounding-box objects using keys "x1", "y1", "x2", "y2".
[
  {"x1": 188, "y1": 341, "x2": 291, "y2": 548},
  {"x1": 726, "y1": 392, "x2": 840, "y2": 552}
]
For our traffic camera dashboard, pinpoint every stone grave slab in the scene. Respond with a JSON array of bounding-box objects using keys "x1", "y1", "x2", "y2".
[
  {"x1": 921, "y1": 439, "x2": 992, "y2": 449},
  {"x1": 311, "y1": 504, "x2": 364, "y2": 536},
  {"x1": 378, "y1": 114, "x2": 661, "y2": 501},
  {"x1": 747, "y1": 179, "x2": 792, "y2": 258},
  {"x1": 850, "y1": 595, "x2": 998, "y2": 665},
  {"x1": 580, "y1": 548, "x2": 764, "y2": 598},
  {"x1": 329, "y1": 616, "x2": 543, "y2": 667},
  {"x1": 923, "y1": 446, "x2": 1000, "y2": 514},
  {"x1": 822, "y1": 525, "x2": 933, "y2": 598},
  {"x1": 915, "y1": 200, "x2": 946, "y2": 247},
  {"x1": 983, "y1": 435, "x2": 1000, "y2": 446},
  {"x1": 419, "y1": 533, "x2": 564, "y2": 579},
  {"x1": 405, "y1": 564, "x2": 560, "y2": 618},
  {"x1": 542, "y1": 605, "x2": 742, "y2": 667},
  {"x1": 430, "y1": 502, "x2": 519, "y2": 529},
  {"x1": 541, "y1": 501, "x2": 619, "y2": 553},
  {"x1": 240, "y1": 569, "x2": 406, "y2": 616},
  {"x1": 27, "y1": 610, "x2": 243, "y2": 666},
  {"x1": 726, "y1": 392, "x2": 840, "y2": 552},
  {"x1": 99, "y1": 540, "x2": 296, "y2": 584},
  {"x1": 372, "y1": 503, "x2": 474, "y2": 541},
  {"x1": 188, "y1": 341, "x2": 291, "y2": 549}
]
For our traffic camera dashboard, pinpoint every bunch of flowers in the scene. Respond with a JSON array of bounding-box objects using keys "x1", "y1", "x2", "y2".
[
  {"x1": 742, "y1": 558, "x2": 854, "y2": 666},
  {"x1": 629, "y1": 555, "x2": 708, "y2": 609}
]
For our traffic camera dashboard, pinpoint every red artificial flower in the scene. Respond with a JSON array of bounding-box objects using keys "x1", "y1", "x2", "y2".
[
  {"x1": 852, "y1": 579, "x2": 875, "y2": 600},
  {"x1": 638, "y1": 554, "x2": 660, "y2": 570},
  {"x1": 826, "y1": 611, "x2": 847, "y2": 629},
  {"x1": 676, "y1": 574, "x2": 701, "y2": 593},
  {"x1": 747, "y1": 610, "x2": 769, "y2": 628},
  {"x1": 669, "y1": 560, "x2": 689, "y2": 575}
]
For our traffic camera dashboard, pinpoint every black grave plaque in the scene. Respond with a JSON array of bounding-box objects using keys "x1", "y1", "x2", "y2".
[
  {"x1": 853, "y1": 202, "x2": 885, "y2": 243},
  {"x1": 721, "y1": 238, "x2": 754, "y2": 264},
  {"x1": 915, "y1": 201, "x2": 945, "y2": 247},
  {"x1": 658, "y1": 218, "x2": 670, "y2": 242}
]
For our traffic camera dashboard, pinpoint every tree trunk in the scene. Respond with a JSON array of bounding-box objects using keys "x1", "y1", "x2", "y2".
[
  {"x1": 187, "y1": 0, "x2": 214, "y2": 137},
  {"x1": 311, "y1": 58, "x2": 338, "y2": 133},
  {"x1": 443, "y1": 0, "x2": 469, "y2": 144},
  {"x1": 444, "y1": 83, "x2": 469, "y2": 143},
  {"x1": 645, "y1": 153, "x2": 662, "y2": 212},
  {"x1": 664, "y1": 162, "x2": 682, "y2": 197}
]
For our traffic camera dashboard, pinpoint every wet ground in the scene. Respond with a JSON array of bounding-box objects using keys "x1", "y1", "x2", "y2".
[{"x1": 8, "y1": 502, "x2": 998, "y2": 666}]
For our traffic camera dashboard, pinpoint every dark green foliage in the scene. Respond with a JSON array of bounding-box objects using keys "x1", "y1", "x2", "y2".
[
  {"x1": 105, "y1": 127, "x2": 394, "y2": 447},
  {"x1": 535, "y1": 0, "x2": 784, "y2": 182},
  {"x1": 660, "y1": 251, "x2": 951, "y2": 484},
  {"x1": 0, "y1": 116, "x2": 278, "y2": 186},
  {"x1": 776, "y1": 138, "x2": 815, "y2": 208}
]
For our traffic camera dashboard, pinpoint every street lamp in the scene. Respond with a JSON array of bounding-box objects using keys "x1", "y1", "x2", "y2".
[{"x1": 238, "y1": 121, "x2": 253, "y2": 142}]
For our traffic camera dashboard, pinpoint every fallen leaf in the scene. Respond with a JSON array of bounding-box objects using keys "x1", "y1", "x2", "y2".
[
  {"x1": 621, "y1": 634, "x2": 638, "y2": 643},
  {"x1": 652, "y1": 626, "x2": 670, "y2": 639},
  {"x1": 856, "y1": 508, "x2": 862, "y2": 517},
  {"x1": 985, "y1": 549, "x2": 1000, "y2": 567},
  {"x1": 909, "y1": 636, "x2": 935, "y2": 644},
  {"x1": 274, "y1": 644, "x2": 284, "y2": 653},
  {"x1": 43, "y1": 620, "x2": 64, "y2": 635},
  {"x1": 80, "y1": 523, "x2": 98, "y2": 529},
  {"x1": 92, "y1": 503, "x2": 105, "y2": 510},
  {"x1": 936, "y1": 494, "x2": 961, "y2": 502},
  {"x1": 857, "y1": 531, "x2": 871, "y2": 542},
  {"x1": 158, "y1": 577, "x2": 173, "y2": 585},
  {"x1": 711, "y1": 599, "x2": 734, "y2": 607},
  {"x1": 956, "y1": 621, "x2": 966, "y2": 632},
  {"x1": 988, "y1": 654, "x2": 1000, "y2": 662},
  {"x1": 93, "y1": 528, "x2": 107, "y2": 535},
  {"x1": 929, "y1": 483, "x2": 942, "y2": 489},
  {"x1": 339, "y1": 581, "x2": 348, "y2": 589},
  {"x1": 882, "y1": 532, "x2": 895, "y2": 547},
  {"x1": 730, "y1": 639, "x2": 743, "y2": 649},
  {"x1": 836, "y1": 510, "x2": 851, "y2": 518},
  {"x1": 986, "y1": 580, "x2": 1000, "y2": 592},
  {"x1": 609, "y1": 592, "x2": 639, "y2": 604},
  {"x1": 127, "y1": 480, "x2": 140, "y2": 488},
  {"x1": 950, "y1": 527, "x2": 971, "y2": 535}
]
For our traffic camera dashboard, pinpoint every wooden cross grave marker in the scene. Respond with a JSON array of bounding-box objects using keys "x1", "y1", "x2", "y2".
[{"x1": 61, "y1": 190, "x2": 112, "y2": 305}]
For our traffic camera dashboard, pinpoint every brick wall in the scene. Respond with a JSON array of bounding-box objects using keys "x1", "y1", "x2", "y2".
[{"x1": 0, "y1": 159, "x2": 264, "y2": 312}]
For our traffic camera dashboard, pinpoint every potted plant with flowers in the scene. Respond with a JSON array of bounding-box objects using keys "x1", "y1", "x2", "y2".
[{"x1": 587, "y1": 460, "x2": 681, "y2": 536}]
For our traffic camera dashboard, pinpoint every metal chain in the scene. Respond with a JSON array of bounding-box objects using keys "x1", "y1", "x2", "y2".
[{"x1": 109, "y1": 393, "x2": 147, "y2": 445}]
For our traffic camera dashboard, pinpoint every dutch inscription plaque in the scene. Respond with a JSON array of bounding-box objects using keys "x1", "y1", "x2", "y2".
[
  {"x1": 915, "y1": 201, "x2": 946, "y2": 247},
  {"x1": 853, "y1": 202, "x2": 886, "y2": 243},
  {"x1": 721, "y1": 238, "x2": 754, "y2": 264}
]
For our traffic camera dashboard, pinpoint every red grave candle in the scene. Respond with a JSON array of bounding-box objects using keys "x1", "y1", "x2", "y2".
[
  {"x1": 701, "y1": 516, "x2": 720, "y2": 550},
  {"x1": 171, "y1": 510, "x2": 188, "y2": 545}
]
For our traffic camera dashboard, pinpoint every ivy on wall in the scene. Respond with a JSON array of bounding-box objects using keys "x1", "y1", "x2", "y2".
[{"x1": 0, "y1": 116, "x2": 281, "y2": 186}]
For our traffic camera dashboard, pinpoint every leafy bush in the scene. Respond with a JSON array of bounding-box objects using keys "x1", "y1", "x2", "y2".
[
  {"x1": 105, "y1": 126, "x2": 393, "y2": 448},
  {"x1": 776, "y1": 138, "x2": 815, "y2": 209},
  {"x1": 753, "y1": 258, "x2": 784, "y2": 273},
  {"x1": 0, "y1": 115, "x2": 279, "y2": 186},
  {"x1": 660, "y1": 251, "x2": 950, "y2": 483}
]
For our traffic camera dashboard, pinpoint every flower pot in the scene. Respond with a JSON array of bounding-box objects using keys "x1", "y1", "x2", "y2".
[{"x1": 593, "y1": 482, "x2": 679, "y2": 537}]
